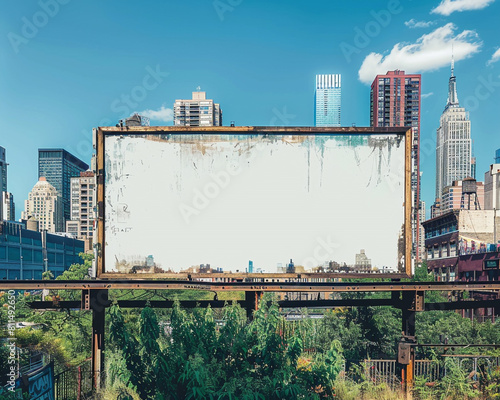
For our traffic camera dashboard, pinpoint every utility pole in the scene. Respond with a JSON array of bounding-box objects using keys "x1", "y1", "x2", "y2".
[
  {"x1": 19, "y1": 226, "x2": 23, "y2": 280},
  {"x1": 494, "y1": 208, "x2": 497, "y2": 246}
]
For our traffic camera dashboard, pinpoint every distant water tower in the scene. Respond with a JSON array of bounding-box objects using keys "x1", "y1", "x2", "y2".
[
  {"x1": 461, "y1": 178, "x2": 481, "y2": 210},
  {"x1": 117, "y1": 113, "x2": 150, "y2": 127},
  {"x1": 26, "y1": 216, "x2": 39, "y2": 231}
]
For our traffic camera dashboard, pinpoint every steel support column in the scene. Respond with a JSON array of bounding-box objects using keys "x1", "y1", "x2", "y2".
[
  {"x1": 244, "y1": 291, "x2": 263, "y2": 320},
  {"x1": 91, "y1": 289, "x2": 108, "y2": 389},
  {"x1": 401, "y1": 290, "x2": 420, "y2": 398}
]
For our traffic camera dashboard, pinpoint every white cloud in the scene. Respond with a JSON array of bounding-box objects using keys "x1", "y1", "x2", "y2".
[
  {"x1": 358, "y1": 23, "x2": 482, "y2": 84},
  {"x1": 421, "y1": 92, "x2": 434, "y2": 99},
  {"x1": 487, "y1": 48, "x2": 500, "y2": 66},
  {"x1": 431, "y1": 0, "x2": 495, "y2": 16},
  {"x1": 136, "y1": 105, "x2": 173, "y2": 123},
  {"x1": 405, "y1": 19, "x2": 436, "y2": 29}
]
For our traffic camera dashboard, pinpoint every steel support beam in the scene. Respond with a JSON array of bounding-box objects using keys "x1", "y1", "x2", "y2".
[
  {"x1": 27, "y1": 298, "x2": 500, "y2": 311},
  {"x1": 4, "y1": 279, "x2": 500, "y2": 292}
]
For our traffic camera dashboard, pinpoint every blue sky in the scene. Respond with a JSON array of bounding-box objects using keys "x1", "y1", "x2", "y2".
[{"x1": 0, "y1": 0, "x2": 499, "y2": 219}]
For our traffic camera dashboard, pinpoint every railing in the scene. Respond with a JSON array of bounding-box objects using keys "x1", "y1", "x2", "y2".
[
  {"x1": 54, "y1": 360, "x2": 94, "y2": 400},
  {"x1": 364, "y1": 359, "x2": 400, "y2": 389},
  {"x1": 364, "y1": 359, "x2": 441, "y2": 389},
  {"x1": 414, "y1": 360, "x2": 440, "y2": 382}
]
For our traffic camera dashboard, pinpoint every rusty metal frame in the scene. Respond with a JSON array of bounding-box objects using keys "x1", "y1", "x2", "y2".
[
  {"x1": 95, "y1": 126, "x2": 413, "y2": 279},
  {"x1": 3, "y1": 279, "x2": 500, "y2": 292}
]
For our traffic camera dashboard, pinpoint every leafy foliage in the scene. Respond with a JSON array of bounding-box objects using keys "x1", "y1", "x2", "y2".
[{"x1": 107, "y1": 294, "x2": 343, "y2": 399}]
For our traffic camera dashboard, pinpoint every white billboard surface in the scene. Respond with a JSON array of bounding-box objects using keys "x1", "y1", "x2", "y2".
[{"x1": 103, "y1": 133, "x2": 406, "y2": 273}]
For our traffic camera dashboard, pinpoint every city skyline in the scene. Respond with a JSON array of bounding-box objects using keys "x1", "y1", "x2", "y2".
[{"x1": 1, "y1": 0, "x2": 499, "y2": 220}]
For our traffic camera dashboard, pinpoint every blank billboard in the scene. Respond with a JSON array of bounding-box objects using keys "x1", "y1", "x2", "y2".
[{"x1": 97, "y1": 128, "x2": 410, "y2": 276}]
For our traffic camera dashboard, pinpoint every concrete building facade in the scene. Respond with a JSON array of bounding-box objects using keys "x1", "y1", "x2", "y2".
[
  {"x1": 0, "y1": 146, "x2": 7, "y2": 193},
  {"x1": 174, "y1": 91, "x2": 222, "y2": 126},
  {"x1": 22, "y1": 177, "x2": 63, "y2": 233},
  {"x1": 2, "y1": 191, "x2": 15, "y2": 221},
  {"x1": 314, "y1": 74, "x2": 341, "y2": 127},
  {"x1": 354, "y1": 249, "x2": 372, "y2": 272},
  {"x1": 66, "y1": 171, "x2": 95, "y2": 249}
]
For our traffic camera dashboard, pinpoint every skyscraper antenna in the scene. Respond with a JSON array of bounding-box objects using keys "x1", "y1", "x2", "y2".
[{"x1": 451, "y1": 43, "x2": 454, "y2": 77}]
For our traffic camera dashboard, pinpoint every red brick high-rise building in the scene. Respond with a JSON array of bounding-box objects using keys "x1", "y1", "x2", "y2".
[{"x1": 370, "y1": 70, "x2": 422, "y2": 264}]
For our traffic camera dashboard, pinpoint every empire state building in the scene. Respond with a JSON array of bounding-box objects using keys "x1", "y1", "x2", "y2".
[{"x1": 435, "y1": 59, "x2": 472, "y2": 205}]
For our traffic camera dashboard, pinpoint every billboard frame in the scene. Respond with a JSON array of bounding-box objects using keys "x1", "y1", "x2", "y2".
[{"x1": 95, "y1": 126, "x2": 412, "y2": 278}]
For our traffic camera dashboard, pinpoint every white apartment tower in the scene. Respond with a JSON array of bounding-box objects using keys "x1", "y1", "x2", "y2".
[
  {"x1": 435, "y1": 59, "x2": 472, "y2": 203},
  {"x1": 174, "y1": 91, "x2": 222, "y2": 126},
  {"x1": 66, "y1": 171, "x2": 96, "y2": 243},
  {"x1": 22, "y1": 177, "x2": 63, "y2": 233},
  {"x1": 2, "y1": 191, "x2": 15, "y2": 221}
]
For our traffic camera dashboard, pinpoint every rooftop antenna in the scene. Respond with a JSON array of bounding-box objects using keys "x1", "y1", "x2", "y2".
[{"x1": 451, "y1": 43, "x2": 455, "y2": 77}]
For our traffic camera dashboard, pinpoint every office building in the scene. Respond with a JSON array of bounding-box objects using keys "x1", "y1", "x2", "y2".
[
  {"x1": 419, "y1": 200, "x2": 426, "y2": 258},
  {"x1": 354, "y1": 249, "x2": 372, "y2": 272},
  {"x1": 435, "y1": 60, "x2": 472, "y2": 204},
  {"x1": 370, "y1": 70, "x2": 421, "y2": 261},
  {"x1": 430, "y1": 199, "x2": 441, "y2": 219},
  {"x1": 21, "y1": 177, "x2": 63, "y2": 233},
  {"x1": 174, "y1": 91, "x2": 222, "y2": 126},
  {"x1": 314, "y1": 74, "x2": 341, "y2": 127},
  {"x1": 0, "y1": 146, "x2": 6, "y2": 192},
  {"x1": 2, "y1": 191, "x2": 15, "y2": 221},
  {"x1": 66, "y1": 171, "x2": 95, "y2": 249},
  {"x1": 38, "y1": 149, "x2": 89, "y2": 226},
  {"x1": 0, "y1": 146, "x2": 6, "y2": 221},
  {"x1": 0, "y1": 220, "x2": 84, "y2": 279}
]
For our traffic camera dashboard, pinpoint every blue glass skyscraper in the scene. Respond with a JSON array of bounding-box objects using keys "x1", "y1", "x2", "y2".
[
  {"x1": 38, "y1": 149, "x2": 89, "y2": 225},
  {"x1": 314, "y1": 74, "x2": 341, "y2": 127}
]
